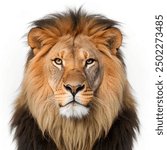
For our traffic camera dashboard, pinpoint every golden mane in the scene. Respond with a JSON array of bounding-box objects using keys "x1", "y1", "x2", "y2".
[{"x1": 11, "y1": 9, "x2": 139, "y2": 150}]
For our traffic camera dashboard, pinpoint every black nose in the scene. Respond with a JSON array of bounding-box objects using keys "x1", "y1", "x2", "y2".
[{"x1": 64, "y1": 84, "x2": 85, "y2": 96}]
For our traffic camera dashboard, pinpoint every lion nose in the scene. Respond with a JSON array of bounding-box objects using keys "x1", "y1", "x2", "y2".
[{"x1": 64, "y1": 84, "x2": 85, "y2": 96}]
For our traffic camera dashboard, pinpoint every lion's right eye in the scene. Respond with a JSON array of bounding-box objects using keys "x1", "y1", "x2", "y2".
[
  {"x1": 86, "y1": 58, "x2": 95, "y2": 65},
  {"x1": 52, "y1": 58, "x2": 63, "y2": 65}
]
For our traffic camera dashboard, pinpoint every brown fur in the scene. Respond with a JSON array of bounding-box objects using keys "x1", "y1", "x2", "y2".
[{"x1": 11, "y1": 8, "x2": 139, "y2": 150}]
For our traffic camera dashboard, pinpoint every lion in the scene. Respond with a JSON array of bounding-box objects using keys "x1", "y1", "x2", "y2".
[{"x1": 11, "y1": 9, "x2": 139, "y2": 150}]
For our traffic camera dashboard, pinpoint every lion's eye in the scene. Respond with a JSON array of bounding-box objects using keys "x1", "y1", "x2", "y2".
[
  {"x1": 86, "y1": 58, "x2": 95, "y2": 66},
  {"x1": 52, "y1": 58, "x2": 63, "y2": 65}
]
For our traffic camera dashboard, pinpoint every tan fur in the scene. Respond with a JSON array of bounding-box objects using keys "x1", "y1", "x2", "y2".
[{"x1": 14, "y1": 13, "x2": 135, "y2": 150}]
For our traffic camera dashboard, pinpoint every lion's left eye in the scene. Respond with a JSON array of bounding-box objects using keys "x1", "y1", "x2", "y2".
[
  {"x1": 52, "y1": 58, "x2": 63, "y2": 65},
  {"x1": 85, "y1": 58, "x2": 95, "y2": 66}
]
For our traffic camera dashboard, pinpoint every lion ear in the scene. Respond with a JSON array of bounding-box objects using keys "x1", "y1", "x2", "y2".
[
  {"x1": 28, "y1": 28, "x2": 48, "y2": 54},
  {"x1": 104, "y1": 27, "x2": 122, "y2": 54}
]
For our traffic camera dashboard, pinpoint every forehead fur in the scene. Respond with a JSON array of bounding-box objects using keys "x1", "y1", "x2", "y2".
[{"x1": 32, "y1": 8, "x2": 118, "y2": 37}]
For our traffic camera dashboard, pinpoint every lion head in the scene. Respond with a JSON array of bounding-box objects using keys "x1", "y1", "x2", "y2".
[{"x1": 12, "y1": 9, "x2": 138, "y2": 150}]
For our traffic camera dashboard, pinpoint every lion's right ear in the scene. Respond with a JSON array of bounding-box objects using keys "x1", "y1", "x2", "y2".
[{"x1": 28, "y1": 28, "x2": 49, "y2": 54}]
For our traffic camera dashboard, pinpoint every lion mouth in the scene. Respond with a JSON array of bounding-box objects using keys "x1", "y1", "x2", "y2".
[{"x1": 59, "y1": 99, "x2": 87, "y2": 108}]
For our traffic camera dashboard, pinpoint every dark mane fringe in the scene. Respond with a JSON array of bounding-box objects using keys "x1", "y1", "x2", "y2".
[
  {"x1": 11, "y1": 106, "x2": 57, "y2": 150},
  {"x1": 93, "y1": 107, "x2": 139, "y2": 150},
  {"x1": 31, "y1": 8, "x2": 119, "y2": 36}
]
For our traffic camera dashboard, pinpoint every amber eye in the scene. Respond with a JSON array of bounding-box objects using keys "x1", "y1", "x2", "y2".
[
  {"x1": 52, "y1": 58, "x2": 63, "y2": 65},
  {"x1": 86, "y1": 58, "x2": 95, "y2": 65}
]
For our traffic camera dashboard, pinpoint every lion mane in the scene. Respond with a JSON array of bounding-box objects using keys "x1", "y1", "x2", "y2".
[{"x1": 11, "y1": 9, "x2": 139, "y2": 150}]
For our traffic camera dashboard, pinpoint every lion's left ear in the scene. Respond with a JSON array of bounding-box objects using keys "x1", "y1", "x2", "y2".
[{"x1": 104, "y1": 27, "x2": 122, "y2": 54}]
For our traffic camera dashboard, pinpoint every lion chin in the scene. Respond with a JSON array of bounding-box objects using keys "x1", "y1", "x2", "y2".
[
  {"x1": 59, "y1": 102, "x2": 89, "y2": 118},
  {"x1": 11, "y1": 8, "x2": 139, "y2": 150}
]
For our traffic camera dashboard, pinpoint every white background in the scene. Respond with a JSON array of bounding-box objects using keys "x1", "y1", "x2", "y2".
[{"x1": 0, "y1": 0, "x2": 167, "y2": 149}]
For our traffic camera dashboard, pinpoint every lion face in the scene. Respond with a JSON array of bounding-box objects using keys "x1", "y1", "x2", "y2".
[
  {"x1": 24, "y1": 11, "x2": 124, "y2": 123},
  {"x1": 45, "y1": 35, "x2": 103, "y2": 118}
]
